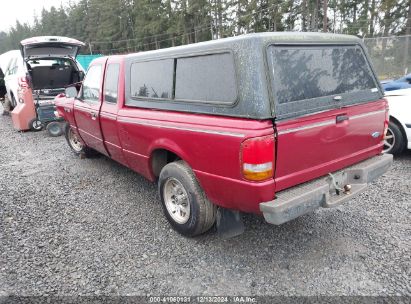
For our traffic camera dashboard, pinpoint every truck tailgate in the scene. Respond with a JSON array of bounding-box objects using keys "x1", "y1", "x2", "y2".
[{"x1": 274, "y1": 100, "x2": 386, "y2": 191}]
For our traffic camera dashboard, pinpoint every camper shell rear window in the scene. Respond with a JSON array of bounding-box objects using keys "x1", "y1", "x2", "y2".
[{"x1": 268, "y1": 44, "x2": 380, "y2": 120}]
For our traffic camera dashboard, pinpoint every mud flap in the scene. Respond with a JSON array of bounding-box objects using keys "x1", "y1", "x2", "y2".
[{"x1": 216, "y1": 208, "x2": 245, "y2": 239}]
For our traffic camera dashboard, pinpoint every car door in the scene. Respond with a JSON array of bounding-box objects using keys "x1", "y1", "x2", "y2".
[
  {"x1": 73, "y1": 63, "x2": 108, "y2": 155},
  {"x1": 100, "y1": 60, "x2": 129, "y2": 166},
  {"x1": 4, "y1": 56, "x2": 20, "y2": 106}
]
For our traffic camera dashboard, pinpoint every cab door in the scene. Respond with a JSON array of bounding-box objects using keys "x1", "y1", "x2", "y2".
[
  {"x1": 73, "y1": 62, "x2": 108, "y2": 155},
  {"x1": 100, "y1": 60, "x2": 128, "y2": 165}
]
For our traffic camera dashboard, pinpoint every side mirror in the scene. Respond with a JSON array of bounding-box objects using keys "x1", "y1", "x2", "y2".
[
  {"x1": 65, "y1": 86, "x2": 78, "y2": 98},
  {"x1": 79, "y1": 71, "x2": 85, "y2": 81}
]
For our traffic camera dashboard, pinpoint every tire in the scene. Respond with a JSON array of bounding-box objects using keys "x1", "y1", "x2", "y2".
[
  {"x1": 28, "y1": 118, "x2": 43, "y2": 131},
  {"x1": 46, "y1": 121, "x2": 63, "y2": 137},
  {"x1": 64, "y1": 124, "x2": 96, "y2": 157},
  {"x1": 158, "y1": 160, "x2": 216, "y2": 237},
  {"x1": 384, "y1": 121, "x2": 405, "y2": 155}
]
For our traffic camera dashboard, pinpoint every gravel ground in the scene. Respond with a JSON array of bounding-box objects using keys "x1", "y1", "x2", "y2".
[{"x1": 0, "y1": 107, "x2": 410, "y2": 298}]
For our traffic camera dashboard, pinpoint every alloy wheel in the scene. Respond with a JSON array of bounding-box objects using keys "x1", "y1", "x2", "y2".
[{"x1": 163, "y1": 177, "x2": 190, "y2": 224}]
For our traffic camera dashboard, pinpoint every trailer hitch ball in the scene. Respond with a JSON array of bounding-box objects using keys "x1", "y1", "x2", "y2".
[{"x1": 343, "y1": 184, "x2": 352, "y2": 194}]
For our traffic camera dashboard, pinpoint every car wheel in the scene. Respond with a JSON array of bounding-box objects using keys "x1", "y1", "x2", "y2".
[
  {"x1": 46, "y1": 121, "x2": 63, "y2": 137},
  {"x1": 158, "y1": 160, "x2": 216, "y2": 237},
  {"x1": 64, "y1": 124, "x2": 96, "y2": 157},
  {"x1": 383, "y1": 122, "x2": 405, "y2": 155},
  {"x1": 28, "y1": 118, "x2": 43, "y2": 131}
]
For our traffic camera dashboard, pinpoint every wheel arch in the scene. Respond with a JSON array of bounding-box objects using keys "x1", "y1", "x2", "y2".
[
  {"x1": 150, "y1": 148, "x2": 184, "y2": 179},
  {"x1": 390, "y1": 115, "x2": 408, "y2": 142},
  {"x1": 148, "y1": 140, "x2": 192, "y2": 179}
]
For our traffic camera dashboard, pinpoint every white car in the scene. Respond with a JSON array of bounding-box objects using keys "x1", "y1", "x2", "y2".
[
  {"x1": 2, "y1": 36, "x2": 85, "y2": 109},
  {"x1": 384, "y1": 88, "x2": 411, "y2": 155},
  {"x1": 0, "y1": 50, "x2": 16, "y2": 74},
  {"x1": 1, "y1": 50, "x2": 23, "y2": 108}
]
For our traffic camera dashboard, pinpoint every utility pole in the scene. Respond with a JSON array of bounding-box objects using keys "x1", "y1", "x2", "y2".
[{"x1": 403, "y1": 0, "x2": 411, "y2": 75}]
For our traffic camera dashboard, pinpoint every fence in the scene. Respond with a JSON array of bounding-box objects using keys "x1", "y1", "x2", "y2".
[
  {"x1": 86, "y1": 34, "x2": 410, "y2": 81},
  {"x1": 364, "y1": 35, "x2": 411, "y2": 81},
  {"x1": 76, "y1": 54, "x2": 103, "y2": 70}
]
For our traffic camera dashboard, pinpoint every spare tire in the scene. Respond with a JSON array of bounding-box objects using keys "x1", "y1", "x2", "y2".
[{"x1": 46, "y1": 121, "x2": 63, "y2": 137}]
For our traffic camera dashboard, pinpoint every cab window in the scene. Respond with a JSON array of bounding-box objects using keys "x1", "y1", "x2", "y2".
[
  {"x1": 104, "y1": 64, "x2": 120, "y2": 103},
  {"x1": 82, "y1": 65, "x2": 102, "y2": 102}
]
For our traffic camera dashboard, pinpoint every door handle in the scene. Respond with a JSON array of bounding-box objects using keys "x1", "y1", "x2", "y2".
[
  {"x1": 90, "y1": 112, "x2": 97, "y2": 120},
  {"x1": 336, "y1": 114, "x2": 349, "y2": 123}
]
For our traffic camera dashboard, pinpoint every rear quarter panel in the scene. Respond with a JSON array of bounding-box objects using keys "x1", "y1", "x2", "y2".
[{"x1": 117, "y1": 108, "x2": 275, "y2": 213}]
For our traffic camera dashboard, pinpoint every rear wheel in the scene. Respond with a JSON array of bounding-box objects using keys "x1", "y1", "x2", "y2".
[
  {"x1": 384, "y1": 122, "x2": 405, "y2": 155},
  {"x1": 65, "y1": 124, "x2": 96, "y2": 157},
  {"x1": 158, "y1": 161, "x2": 216, "y2": 237}
]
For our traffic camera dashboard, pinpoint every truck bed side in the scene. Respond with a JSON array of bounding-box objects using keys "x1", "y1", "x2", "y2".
[{"x1": 116, "y1": 108, "x2": 275, "y2": 213}]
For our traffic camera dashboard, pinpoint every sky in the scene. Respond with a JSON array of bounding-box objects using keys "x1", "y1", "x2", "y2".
[{"x1": 0, "y1": 0, "x2": 75, "y2": 32}]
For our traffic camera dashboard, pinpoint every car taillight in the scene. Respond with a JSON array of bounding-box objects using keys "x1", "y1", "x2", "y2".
[
  {"x1": 18, "y1": 76, "x2": 29, "y2": 88},
  {"x1": 240, "y1": 135, "x2": 275, "y2": 181}
]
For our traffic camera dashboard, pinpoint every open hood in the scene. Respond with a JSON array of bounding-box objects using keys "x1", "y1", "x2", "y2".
[{"x1": 20, "y1": 36, "x2": 85, "y2": 60}]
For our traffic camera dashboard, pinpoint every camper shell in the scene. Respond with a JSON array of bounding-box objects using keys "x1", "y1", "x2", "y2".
[{"x1": 124, "y1": 32, "x2": 383, "y2": 120}]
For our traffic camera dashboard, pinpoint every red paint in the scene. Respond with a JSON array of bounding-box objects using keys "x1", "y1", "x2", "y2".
[
  {"x1": 56, "y1": 56, "x2": 386, "y2": 214},
  {"x1": 10, "y1": 87, "x2": 36, "y2": 131},
  {"x1": 275, "y1": 100, "x2": 387, "y2": 191}
]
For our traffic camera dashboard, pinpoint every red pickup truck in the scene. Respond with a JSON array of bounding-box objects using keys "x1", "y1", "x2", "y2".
[{"x1": 55, "y1": 33, "x2": 393, "y2": 237}]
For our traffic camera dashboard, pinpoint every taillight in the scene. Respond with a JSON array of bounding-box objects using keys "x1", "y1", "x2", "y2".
[{"x1": 240, "y1": 135, "x2": 275, "y2": 181}]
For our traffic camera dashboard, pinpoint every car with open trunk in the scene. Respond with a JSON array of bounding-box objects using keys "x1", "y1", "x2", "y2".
[{"x1": 2, "y1": 36, "x2": 85, "y2": 131}]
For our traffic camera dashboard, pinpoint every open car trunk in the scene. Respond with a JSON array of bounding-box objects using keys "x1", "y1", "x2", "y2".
[
  {"x1": 20, "y1": 36, "x2": 85, "y2": 101},
  {"x1": 20, "y1": 36, "x2": 85, "y2": 60},
  {"x1": 28, "y1": 58, "x2": 83, "y2": 100}
]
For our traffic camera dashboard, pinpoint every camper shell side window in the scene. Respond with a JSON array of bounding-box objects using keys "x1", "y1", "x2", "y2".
[{"x1": 127, "y1": 52, "x2": 237, "y2": 106}]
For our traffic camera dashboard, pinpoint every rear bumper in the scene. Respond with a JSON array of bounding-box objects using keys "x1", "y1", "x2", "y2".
[{"x1": 260, "y1": 154, "x2": 393, "y2": 225}]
